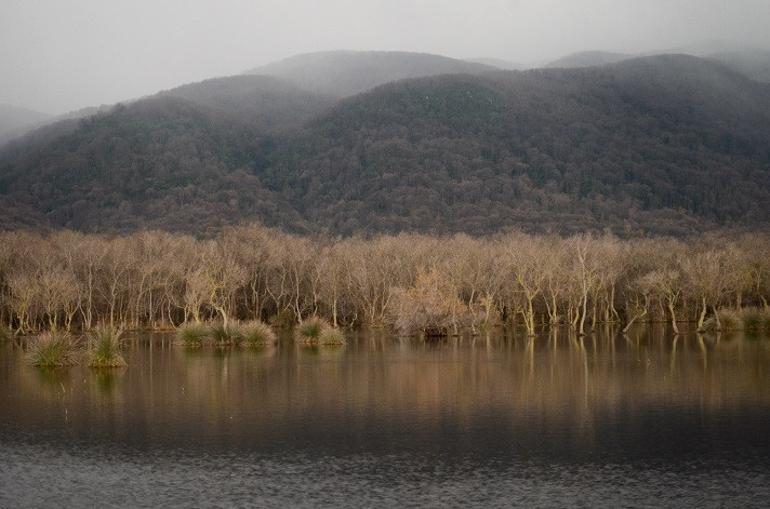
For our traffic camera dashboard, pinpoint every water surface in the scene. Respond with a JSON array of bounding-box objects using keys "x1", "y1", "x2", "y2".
[{"x1": 1, "y1": 328, "x2": 769, "y2": 507}]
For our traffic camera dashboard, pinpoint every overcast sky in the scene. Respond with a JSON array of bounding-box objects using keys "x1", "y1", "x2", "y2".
[{"x1": 2, "y1": 0, "x2": 769, "y2": 115}]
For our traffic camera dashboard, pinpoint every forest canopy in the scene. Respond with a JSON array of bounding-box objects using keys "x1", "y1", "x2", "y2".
[{"x1": 0, "y1": 55, "x2": 769, "y2": 236}]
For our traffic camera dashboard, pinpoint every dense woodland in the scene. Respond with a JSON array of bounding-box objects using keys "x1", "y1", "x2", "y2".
[
  {"x1": 1, "y1": 226, "x2": 768, "y2": 337},
  {"x1": 1, "y1": 55, "x2": 769, "y2": 235}
]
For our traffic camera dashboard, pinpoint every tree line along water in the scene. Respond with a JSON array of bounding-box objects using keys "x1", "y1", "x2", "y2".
[{"x1": 0, "y1": 226, "x2": 768, "y2": 338}]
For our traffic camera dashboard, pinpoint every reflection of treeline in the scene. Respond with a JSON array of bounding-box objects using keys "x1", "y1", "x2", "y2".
[{"x1": 0, "y1": 226, "x2": 768, "y2": 336}]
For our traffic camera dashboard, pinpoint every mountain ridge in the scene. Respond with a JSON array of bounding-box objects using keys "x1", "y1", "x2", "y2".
[{"x1": 1, "y1": 54, "x2": 768, "y2": 236}]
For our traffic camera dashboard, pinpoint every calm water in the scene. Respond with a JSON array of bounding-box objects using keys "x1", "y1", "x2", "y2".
[{"x1": 1, "y1": 327, "x2": 769, "y2": 508}]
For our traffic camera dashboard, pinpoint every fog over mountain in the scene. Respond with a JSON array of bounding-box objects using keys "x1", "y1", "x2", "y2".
[
  {"x1": 0, "y1": 104, "x2": 50, "y2": 145},
  {"x1": 547, "y1": 51, "x2": 631, "y2": 69},
  {"x1": 247, "y1": 51, "x2": 494, "y2": 97},
  {"x1": 2, "y1": 0, "x2": 770, "y2": 114}
]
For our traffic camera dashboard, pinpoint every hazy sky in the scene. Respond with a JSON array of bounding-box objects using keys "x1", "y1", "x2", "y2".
[{"x1": 2, "y1": 0, "x2": 769, "y2": 114}]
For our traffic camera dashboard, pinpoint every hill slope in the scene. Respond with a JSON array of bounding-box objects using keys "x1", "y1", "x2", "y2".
[
  {"x1": 247, "y1": 50, "x2": 495, "y2": 96},
  {"x1": 1, "y1": 55, "x2": 769, "y2": 235},
  {"x1": 0, "y1": 75, "x2": 333, "y2": 232},
  {"x1": 259, "y1": 55, "x2": 770, "y2": 235}
]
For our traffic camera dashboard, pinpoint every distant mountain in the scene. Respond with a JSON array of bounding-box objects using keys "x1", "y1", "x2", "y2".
[
  {"x1": 465, "y1": 58, "x2": 523, "y2": 70},
  {"x1": 247, "y1": 50, "x2": 495, "y2": 97},
  {"x1": 545, "y1": 46, "x2": 770, "y2": 84},
  {"x1": 709, "y1": 49, "x2": 770, "y2": 82},
  {"x1": 1, "y1": 54, "x2": 769, "y2": 236},
  {"x1": 546, "y1": 51, "x2": 631, "y2": 68},
  {"x1": 0, "y1": 104, "x2": 51, "y2": 146}
]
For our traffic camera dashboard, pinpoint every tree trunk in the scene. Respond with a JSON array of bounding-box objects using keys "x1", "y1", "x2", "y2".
[
  {"x1": 713, "y1": 305, "x2": 721, "y2": 331},
  {"x1": 697, "y1": 297, "x2": 708, "y2": 331},
  {"x1": 668, "y1": 301, "x2": 679, "y2": 334},
  {"x1": 622, "y1": 308, "x2": 647, "y2": 334}
]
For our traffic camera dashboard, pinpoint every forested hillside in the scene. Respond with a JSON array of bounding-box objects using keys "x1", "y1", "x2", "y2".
[
  {"x1": 264, "y1": 55, "x2": 770, "y2": 235},
  {"x1": 0, "y1": 75, "x2": 332, "y2": 232},
  {"x1": 0, "y1": 54, "x2": 769, "y2": 235}
]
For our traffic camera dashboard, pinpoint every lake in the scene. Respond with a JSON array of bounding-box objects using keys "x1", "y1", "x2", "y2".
[{"x1": 1, "y1": 327, "x2": 769, "y2": 508}]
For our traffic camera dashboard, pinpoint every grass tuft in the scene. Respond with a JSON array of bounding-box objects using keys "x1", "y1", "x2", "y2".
[
  {"x1": 297, "y1": 317, "x2": 326, "y2": 341},
  {"x1": 296, "y1": 317, "x2": 345, "y2": 345},
  {"x1": 209, "y1": 321, "x2": 244, "y2": 346},
  {"x1": 27, "y1": 331, "x2": 79, "y2": 367},
  {"x1": 241, "y1": 321, "x2": 277, "y2": 346},
  {"x1": 318, "y1": 327, "x2": 346, "y2": 345},
  {"x1": 87, "y1": 325, "x2": 126, "y2": 368},
  {"x1": 176, "y1": 322, "x2": 209, "y2": 347}
]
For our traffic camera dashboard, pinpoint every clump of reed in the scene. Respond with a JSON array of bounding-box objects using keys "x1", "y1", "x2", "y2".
[
  {"x1": 240, "y1": 320, "x2": 277, "y2": 346},
  {"x1": 702, "y1": 307, "x2": 770, "y2": 332},
  {"x1": 296, "y1": 317, "x2": 345, "y2": 345},
  {"x1": 86, "y1": 325, "x2": 126, "y2": 368},
  {"x1": 318, "y1": 327, "x2": 346, "y2": 345},
  {"x1": 177, "y1": 320, "x2": 268, "y2": 346},
  {"x1": 176, "y1": 322, "x2": 210, "y2": 347},
  {"x1": 208, "y1": 321, "x2": 244, "y2": 346},
  {"x1": 26, "y1": 331, "x2": 80, "y2": 367}
]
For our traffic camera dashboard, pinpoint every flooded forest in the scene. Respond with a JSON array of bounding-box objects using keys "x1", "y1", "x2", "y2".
[{"x1": 1, "y1": 226, "x2": 768, "y2": 338}]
